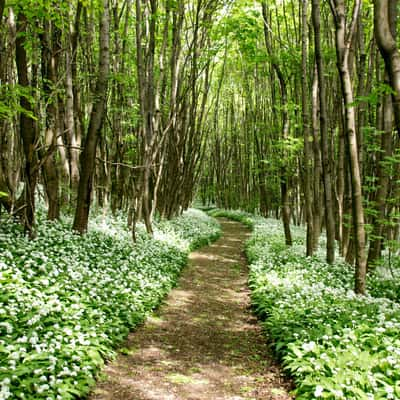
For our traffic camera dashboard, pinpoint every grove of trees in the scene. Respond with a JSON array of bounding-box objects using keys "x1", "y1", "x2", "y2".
[
  {"x1": 199, "y1": 0, "x2": 400, "y2": 294},
  {"x1": 1, "y1": 0, "x2": 219, "y2": 238},
  {"x1": 1, "y1": 0, "x2": 400, "y2": 294}
]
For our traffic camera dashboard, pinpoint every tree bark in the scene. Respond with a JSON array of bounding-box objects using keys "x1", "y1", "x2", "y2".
[
  {"x1": 330, "y1": 0, "x2": 366, "y2": 294},
  {"x1": 40, "y1": 21, "x2": 60, "y2": 220},
  {"x1": 73, "y1": 0, "x2": 110, "y2": 233},
  {"x1": 311, "y1": 65, "x2": 322, "y2": 251},
  {"x1": 262, "y1": 1, "x2": 292, "y2": 246},
  {"x1": 65, "y1": 2, "x2": 82, "y2": 194},
  {"x1": 367, "y1": 86, "x2": 393, "y2": 267},
  {"x1": 301, "y1": 0, "x2": 314, "y2": 256},
  {"x1": 374, "y1": 0, "x2": 400, "y2": 139},
  {"x1": 0, "y1": 0, "x2": 5, "y2": 22},
  {"x1": 135, "y1": 0, "x2": 157, "y2": 235},
  {"x1": 337, "y1": 106, "x2": 345, "y2": 254},
  {"x1": 313, "y1": 0, "x2": 336, "y2": 263},
  {"x1": 15, "y1": 11, "x2": 38, "y2": 235}
]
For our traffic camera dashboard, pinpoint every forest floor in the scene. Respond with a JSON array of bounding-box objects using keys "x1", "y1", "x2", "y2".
[{"x1": 88, "y1": 219, "x2": 293, "y2": 400}]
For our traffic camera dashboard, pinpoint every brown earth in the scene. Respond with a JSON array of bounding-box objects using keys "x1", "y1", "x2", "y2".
[{"x1": 88, "y1": 218, "x2": 293, "y2": 400}]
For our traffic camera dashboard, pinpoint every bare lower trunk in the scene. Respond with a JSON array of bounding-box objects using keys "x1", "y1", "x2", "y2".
[
  {"x1": 301, "y1": 0, "x2": 314, "y2": 256},
  {"x1": 66, "y1": 3, "x2": 82, "y2": 194},
  {"x1": 16, "y1": 11, "x2": 37, "y2": 235},
  {"x1": 135, "y1": 0, "x2": 157, "y2": 235},
  {"x1": 281, "y1": 178, "x2": 292, "y2": 245},
  {"x1": 40, "y1": 21, "x2": 60, "y2": 220},
  {"x1": 311, "y1": 66, "x2": 322, "y2": 251},
  {"x1": 65, "y1": 51, "x2": 80, "y2": 192},
  {"x1": 367, "y1": 91, "x2": 393, "y2": 267},
  {"x1": 262, "y1": 1, "x2": 292, "y2": 246},
  {"x1": 330, "y1": 0, "x2": 366, "y2": 294},
  {"x1": 313, "y1": 0, "x2": 336, "y2": 263},
  {"x1": 337, "y1": 121, "x2": 345, "y2": 254},
  {"x1": 73, "y1": 0, "x2": 110, "y2": 233}
]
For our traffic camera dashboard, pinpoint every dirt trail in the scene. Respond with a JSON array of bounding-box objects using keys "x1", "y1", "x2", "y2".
[{"x1": 89, "y1": 219, "x2": 292, "y2": 400}]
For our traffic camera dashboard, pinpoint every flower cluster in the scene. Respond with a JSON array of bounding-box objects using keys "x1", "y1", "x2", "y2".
[
  {"x1": 0, "y1": 209, "x2": 220, "y2": 400},
  {"x1": 217, "y1": 210, "x2": 400, "y2": 399}
]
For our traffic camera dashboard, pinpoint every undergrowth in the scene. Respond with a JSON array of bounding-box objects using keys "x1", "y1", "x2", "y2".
[
  {"x1": 215, "y1": 210, "x2": 400, "y2": 399},
  {"x1": 0, "y1": 209, "x2": 220, "y2": 400}
]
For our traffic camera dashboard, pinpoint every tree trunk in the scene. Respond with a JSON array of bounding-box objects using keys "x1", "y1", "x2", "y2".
[
  {"x1": 135, "y1": 0, "x2": 158, "y2": 235},
  {"x1": 0, "y1": 0, "x2": 5, "y2": 22},
  {"x1": 73, "y1": 0, "x2": 110, "y2": 233},
  {"x1": 374, "y1": 0, "x2": 400, "y2": 139},
  {"x1": 367, "y1": 89, "x2": 393, "y2": 267},
  {"x1": 301, "y1": 0, "x2": 314, "y2": 256},
  {"x1": 337, "y1": 109, "x2": 345, "y2": 254},
  {"x1": 40, "y1": 21, "x2": 60, "y2": 220},
  {"x1": 262, "y1": 1, "x2": 292, "y2": 246},
  {"x1": 330, "y1": 0, "x2": 366, "y2": 294},
  {"x1": 65, "y1": 3, "x2": 82, "y2": 195},
  {"x1": 311, "y1": 65, "x2": 322, "y2": 251},
  {"x1": 15, "y1": 11, "x2": 38, "y2": 235},
  {"x1": 313, "y1": 0, "x2": 336, "y2": 263}
]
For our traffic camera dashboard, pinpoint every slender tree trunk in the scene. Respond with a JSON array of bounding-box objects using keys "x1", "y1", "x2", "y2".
[
  {"x1": 66, "y1": 3, "x2": 82, "y2": 194},
  {"x1": 313, "y1": 0, "x2": 336, "y2": 263},
  {"x1": 330, "y1": 0, "x2": 366, "y2": 294},
  {"x1": 311, "y1": 66, "x2": 322, "y2": 251},
  {"x1": 135, "y1": 0, "x2": 157, "y2": 235},
  {"x1": 0, "y1": 0, "x2": 5, "y2": 22},
  {"x1": 337, "y1": 110, "x2": 345, "y2": 254},
  {"x1": 40, "y1": 21, "x2": 60, "y2": 220},
  {"x1": 356, "y1": 18, "x2": 367, "y2": 176},
  {"x1": 262, "y1": 1, "x2": 292, "y2": 246},
  {"x1": 374, "y1": 0, "x2": 400, "y2": 139},
  {"x1": 369, "y1": 1, "x2": 398, "y2": 267},
  {"x1": 110, "y1": 0, "x2": 131, "y2": 214},
  {"x1": 15, "y1": 11, "x2": 37, "y2": 235},
  {"x1": 71, "y1": 1, "x2": 83, "y2": 183},
  {"x1": 367, "y1": 90, "x2": 393, "y2": 267},
  {"x1": 301, "y1": 0, "x2": 314, "y2": 256},
  {"x1": 73, "y1": 0, "x2": 110, "y2": 233},
  {"x1": 65, "y1": 49, "x2": 79, "y2": 191},
  {"x1": 342, "y1": 167, "x2": 354, "y2": 262}
]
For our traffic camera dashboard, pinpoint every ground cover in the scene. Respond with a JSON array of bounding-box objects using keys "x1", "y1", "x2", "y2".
[
  {"x1": 89, "y1": 218, "x2": 292, "y2": 400},
  {"x1": 210, "y1": 209, "x2": 400, "y2": 399},
  {"x1": 0, "y1": 209, "x2": 220, "y2": 400}
]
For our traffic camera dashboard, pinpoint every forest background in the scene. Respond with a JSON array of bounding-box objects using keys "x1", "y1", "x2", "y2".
[{"x1": 1, "y1": 0, "x2": 400, "y2": 295}]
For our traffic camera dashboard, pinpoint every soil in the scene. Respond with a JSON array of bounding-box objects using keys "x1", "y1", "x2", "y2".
[{"x1": 88, "y1": 218, "x2": 293, "y2": 400}]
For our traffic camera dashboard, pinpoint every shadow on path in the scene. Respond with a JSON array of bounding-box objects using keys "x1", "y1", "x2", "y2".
[{"x1": 89, "y1": 219, "x2": 293, "y2": 400}]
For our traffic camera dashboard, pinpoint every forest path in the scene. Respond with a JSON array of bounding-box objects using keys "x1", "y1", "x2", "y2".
[{"x1": 89, "y1": 219, "x2": 292, "y2": 400}]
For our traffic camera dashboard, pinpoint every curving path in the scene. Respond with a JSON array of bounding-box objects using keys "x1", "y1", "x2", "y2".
[{"x1": 89, "y1": 219, "x2": 292, "y2": 400}]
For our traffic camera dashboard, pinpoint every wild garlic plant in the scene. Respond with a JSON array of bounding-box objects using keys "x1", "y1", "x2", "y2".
[{"x1": 0, "y1": 209, "x2": 220, "y2": 400}]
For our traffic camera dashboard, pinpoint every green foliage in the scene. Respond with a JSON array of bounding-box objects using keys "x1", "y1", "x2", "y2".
[
  {"x1": 208, "y1": 208, "x2": 255, "y2": 229},
  {"x1": 14, "y1": 0, "x2": 69, "y2": 30},
  {"x1": 216, "y1": 210, "x2": 400, "y2": 399},
  {"x1": 0, "y1": 84, "x2": 38, "y2": 121},
  {"x1": 274, "y1": 136, "x2": 303, "y2": 165},
  {"x1": 353, "y1": 83, "x2": 394, "y2": 107},
  {"x1": 0, "y1": 101, "x2": 13, "y2": 120},
  {"x1": 214, "y1": 3, "x2": 266, "y2": 65},
  {"x1": 0, "y1": 210, "x2": 220, "y2": 399},
  {"x1": 247, "y1": 218, "x2": 400, "y2": 399}
]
